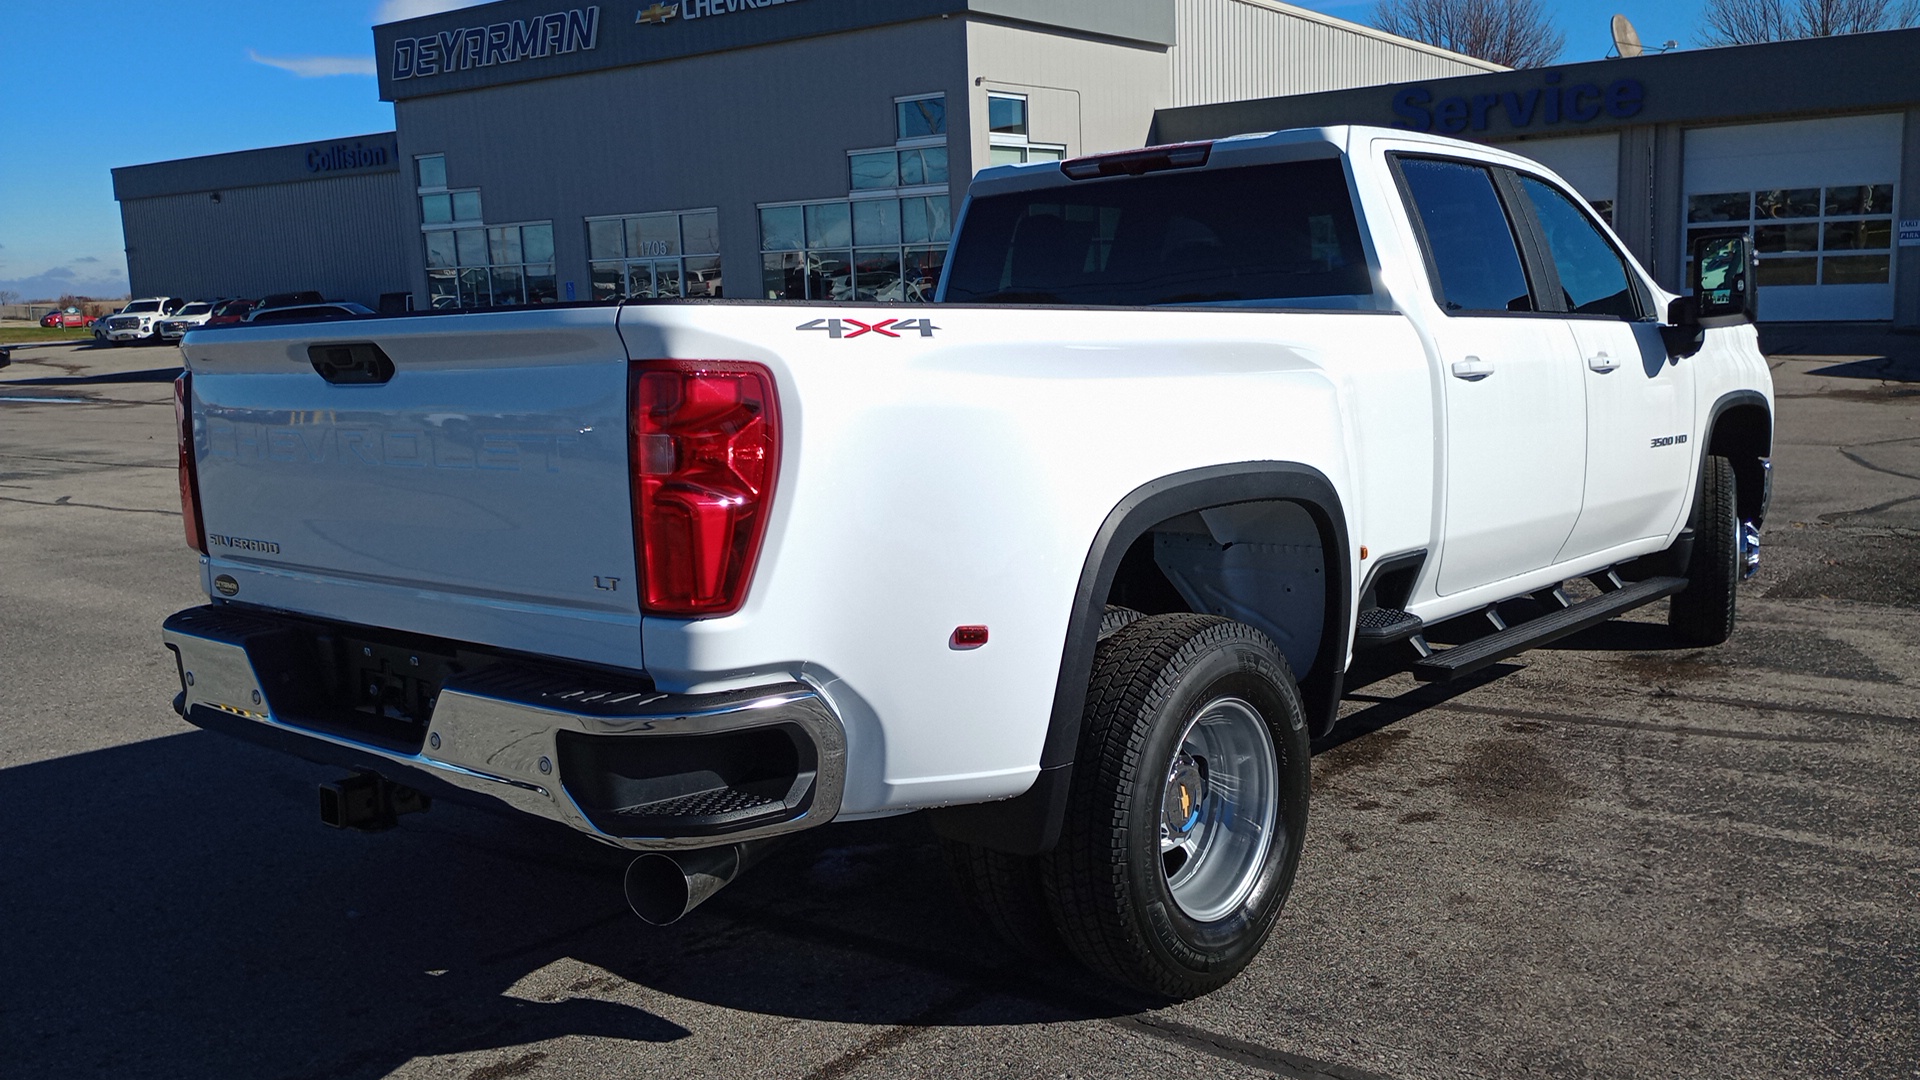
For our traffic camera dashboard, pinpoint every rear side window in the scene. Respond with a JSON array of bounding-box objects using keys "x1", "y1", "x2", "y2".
[
  {"x1": 1516, "y1": 175, "x2": 1641, "y2": 319},
  {"x1": 942, "y1": 159, "x2": 1374, "y2": 307},
  {"x1": 1396, "y1": 158, "x2": 1534, "y2": 314}
]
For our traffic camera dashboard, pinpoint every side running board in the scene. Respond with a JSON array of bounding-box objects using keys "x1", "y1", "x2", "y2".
[{"x1": 1410, "y1": 576, "x2": 1687, "y2": 682}]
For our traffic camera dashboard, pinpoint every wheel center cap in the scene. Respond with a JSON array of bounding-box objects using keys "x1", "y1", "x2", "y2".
[{"x1": 1164, "y1": 754, "x2": 1206, "y2": 840}]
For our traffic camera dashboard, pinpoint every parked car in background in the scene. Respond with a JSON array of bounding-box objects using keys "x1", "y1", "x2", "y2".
[
  {"x1": 157, "y1": 300, "x2": 221, "y2": 342},
  {"x1": 102, "y1": 298, "x2": 184, "y2": 345},
  {"x1": 93, "y1": 307, "x2": 122, "y2": 344},
  {"x1": 40, "y1": 307, "x2": 96, "y2": 328},
  {"x1": 254, "y1": 291, "x2": 325, "y2": 311},
  {"x1": 203, "y1": 298, "x2": 257, "y2": 327},
  {"x1": 238, "y1": 301, "x2": 374, "y2": 325}
]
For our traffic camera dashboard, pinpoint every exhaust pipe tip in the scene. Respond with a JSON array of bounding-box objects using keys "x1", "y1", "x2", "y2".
[{"x1": 624, "y1": 839, "x2": 779, "y2": 926}]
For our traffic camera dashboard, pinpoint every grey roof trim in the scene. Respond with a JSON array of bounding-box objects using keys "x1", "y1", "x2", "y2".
[
  {"x1": 1152, "y1": 26, "x2": 1920, "y2": 144},
  {"x1": 113, "y1": 133, "x2": 401, "y2": 201}
]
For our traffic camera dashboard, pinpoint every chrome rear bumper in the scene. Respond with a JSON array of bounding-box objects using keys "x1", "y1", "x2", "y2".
[{"x1": 162, "y1": 605, "x2": 846, "y2": 851}]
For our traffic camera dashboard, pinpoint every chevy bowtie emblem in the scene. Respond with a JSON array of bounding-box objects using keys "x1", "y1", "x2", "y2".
[{"x1": 636, "y1": 2, "x2": 678, "y2": 24}]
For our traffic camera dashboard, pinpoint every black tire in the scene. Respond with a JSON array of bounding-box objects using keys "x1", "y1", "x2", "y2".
[
  {"x1": 940, "y1": 838, "x2": 1066, "y2": 960},
  {"x1": 1041, "y1": 613, "x2": 1310, "y2": 999},
  {"x1": 1669, "y1": 454, "x2": 1740, "y2": 646},
  {"x1": 1098, "y1": 604, "x2": 1144, "y2": 640}
]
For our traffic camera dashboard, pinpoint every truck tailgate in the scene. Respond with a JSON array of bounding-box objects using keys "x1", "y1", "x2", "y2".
[{"x1": 181, "y1": 309, "x2": 642, "y2": 670}]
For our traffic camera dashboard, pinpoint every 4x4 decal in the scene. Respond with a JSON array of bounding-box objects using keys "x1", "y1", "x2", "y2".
[{"x1": 797, "y1": 318, "x2": 939, "y2": 339}]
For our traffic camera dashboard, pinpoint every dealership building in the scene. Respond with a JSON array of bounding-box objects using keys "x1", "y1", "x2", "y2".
[{"x1": 115, "y1": 5, "x2": 1920, "y2": 326}]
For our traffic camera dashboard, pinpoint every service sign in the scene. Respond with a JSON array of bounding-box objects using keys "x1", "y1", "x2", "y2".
[
  {"x1": 392, "y1": 6, "x2": 601, "y2": 81},
  {"x1": 1899, "y1": 219, "x2": 1920, "y2": 247}
]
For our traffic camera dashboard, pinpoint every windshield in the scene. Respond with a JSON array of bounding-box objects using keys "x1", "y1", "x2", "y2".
[
  {"x1": 942, "y1": 159, "x2": 1374, "y2": 307},
  {"x1": 176, "y1": 303, "x2": 212, "y2": 316},
  {"x1": 124, "y1": 301, "x2": 162, "y2": 313}
]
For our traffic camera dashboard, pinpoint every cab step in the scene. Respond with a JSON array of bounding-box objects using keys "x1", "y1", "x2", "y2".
[
  {"x1": 1409, "y1": 575, "x2": 1687, "y2": 682},
  {"x1": 1353, "y1": 607, "x2": 1424, "y2": 649}
]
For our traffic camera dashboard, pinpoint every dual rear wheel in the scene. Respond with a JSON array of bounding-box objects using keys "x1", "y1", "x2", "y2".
[{"x1": 945, "y1": 613, "x2": 1309, "y2": 999}]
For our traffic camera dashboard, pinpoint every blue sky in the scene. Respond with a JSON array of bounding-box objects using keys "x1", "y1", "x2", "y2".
[{"x1": 0, "y1": 0, "x2": 1706, "y2": 302}]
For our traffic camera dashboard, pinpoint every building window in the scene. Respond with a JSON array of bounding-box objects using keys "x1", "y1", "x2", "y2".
[
  {"x1": 425, "y1": 222, "x2": 556, "y2": 309},
  {"x1": 416, "y1": 154, "x2": 481, "y2": 227},
  {"x1": 759, "y1": 196, "x2": 951, "y2": 301},
  {"x1": 896, "y1": 94, "x2": 946, "y2": 141},
  {"x1": 985, "y1": 93, "x2": 1065, "y2": 167},
  {"x1": 1686, "y1": 184, "x2": 1895, "y2": 286},
  {"x1": 849, "y1": 146, "x2": 951, "y2": 191},
  {"x1": 586, "y1": 209, "x2": 722, "y2": 301}
]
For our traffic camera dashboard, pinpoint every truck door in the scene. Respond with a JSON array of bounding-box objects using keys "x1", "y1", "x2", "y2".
[
  {"x1": 1507, "y1": 173, "x2": 1696, "y2": 561},
  {"x1": 1395, "y1": 156, "x2": 1587, "y2": 597}
]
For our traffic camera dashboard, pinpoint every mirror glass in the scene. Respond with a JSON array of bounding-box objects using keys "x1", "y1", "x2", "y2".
[{"x1": 1690, "y1": 232, "x2": 1754, "y2": 321}]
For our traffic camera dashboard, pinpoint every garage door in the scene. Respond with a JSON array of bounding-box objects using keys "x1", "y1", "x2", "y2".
[{"x1": 1683, "y1": 114, "x2": 1903, "y2": 322}]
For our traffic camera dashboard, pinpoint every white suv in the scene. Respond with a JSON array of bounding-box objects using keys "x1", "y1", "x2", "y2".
[
  {"x1": 102, "y1": 298, "x2": 182, "y2": 345},
  {"x1": 156, "y1": 300, "x2": 219, "y2": 342}
]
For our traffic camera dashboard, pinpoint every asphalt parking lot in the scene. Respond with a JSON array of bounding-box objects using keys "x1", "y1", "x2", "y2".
[{"x1": 1, "y1": 330, "x2": 1915, "y2": 1080}]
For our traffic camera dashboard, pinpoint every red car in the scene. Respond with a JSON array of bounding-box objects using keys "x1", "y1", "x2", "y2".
[
  {"x1": 202, "y1": 298, "x2": 257, "y2": 326},
  {"x1": 40, "y1": 307, "x2": 96, "y2": 328}
]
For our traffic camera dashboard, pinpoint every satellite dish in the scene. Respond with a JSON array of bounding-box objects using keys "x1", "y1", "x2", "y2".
[{"x1": 1611, "y1": 14, "x2": 1644, "y2": 57}]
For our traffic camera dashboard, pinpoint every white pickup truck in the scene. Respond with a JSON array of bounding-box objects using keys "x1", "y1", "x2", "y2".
[{"x1": 162, "y1": 126, "x2": 1772, "y2": 998}]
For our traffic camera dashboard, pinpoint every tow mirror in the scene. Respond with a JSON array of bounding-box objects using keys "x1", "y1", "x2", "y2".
[{"x1": 1663, "y1": 231, "x2": 1757, "y2": 358}]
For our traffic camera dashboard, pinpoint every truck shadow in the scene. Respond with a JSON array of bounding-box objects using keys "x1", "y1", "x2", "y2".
[{"x1": 0, "y1": 731, "x2": 1131, "y2": 1080}]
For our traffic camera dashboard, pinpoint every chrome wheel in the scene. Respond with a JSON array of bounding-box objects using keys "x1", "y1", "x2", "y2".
[{"x1": 1159, "y1": 696, "x2": 1278, "y2": 922}]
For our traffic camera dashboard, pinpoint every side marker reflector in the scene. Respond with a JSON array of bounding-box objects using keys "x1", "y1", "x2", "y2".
[{"x1": 951, "y1": 625, "x2": 989, "y2": 649}]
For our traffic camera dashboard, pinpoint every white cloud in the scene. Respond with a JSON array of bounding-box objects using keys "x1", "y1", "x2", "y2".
[
  {"x1": 374, "y1": 0, "x2": 492, "y2": 24},
  {"x1": 247, "y1": 49, "x2": 378, "y2": 78}
]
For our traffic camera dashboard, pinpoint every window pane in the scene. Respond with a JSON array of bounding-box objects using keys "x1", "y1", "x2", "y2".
[
  {"x1": 427, "y1": 269, "x2": 458, "y2": 308},
  {"x1": 1025, "y1": 146, "x2": 1064, "y2": 163},
  {"x1": 1398, "y1": 159, "x2": 1530, "y2": 313},
  {"x1": 989, "y1": 95, "x2": 1027, "y2": 136},
  {"x1": 851, "y1": 151, "x2": 899, "y2": 190},
  {"x1": 588, "y1": 220, "x2": 624, "y2": 260},
  {"x1": 928, "y1": 196, "x2": 951, "y2": 243},
  {"x1": 1757, "y1": 257, "x2": 1817, "y2": 286},
  {"x1": 1518, "y1": 175, "x2": 1637, "y2": 318},
  {"x1": 682, "y1": 211, "x2": 719, "y2": 255},
  {"x1": 808, "y1": 250, "x2": 852, "y2": 300},
  {"x1": 945, "y1": 160, "x2": 1372, "y2": 307},
  {"x1": 1755, "y1": 223, "x2": 1819, "y2": 253},
  {"x1": 854, "y1": 249, "x2": 903, "y2": 302},
  {"x1": 763, "y1": 252, "x2": 805, "y2": 300},
  {"x1": 1823, "y1": 219, "x2": 1892, "y2": 250},
  {"x1": 897, "y1": 149, "x2": 923, "y2": 187},
  {"x1": 1823, "y1": 254, "x2": 1890, "y2": 284},
  {"x1": 590, "y1": 262, "x2": 623, "y2": 302},
  {"x1": 625, "y1": 262, "x2": 654, "y2": 298},
  {"x1": 1687, "y1": 192, "x2": 1748, "y2": 224},
  {"x1": 760, "y1": 206, "x2": 803, "y2": 252},
  {"x1": 805, "y1": 202, "x2": 851, "y2": 250},
  {"x1": 922, "y1": 146, "x2": 950, "y2": 184},
  {"x1": 490, "y1": 266, "x2": 524, "y2": 306},
  {"x1": 853, "y1": 199, "x2": 901, "y2": 247},
  {"x1": 488, "y1": 226, "x2": 521, "y2": 265},
  {"x1": 904, "y1": 246, "x2": 946, "y2": 301},
  {"x1": 1754, "y1": 188, "x2": 1819, "y2": 219},
  {"x1": 452, "y1": 190, "x2": 483, "y2": 222},
  {"x1": 897, "y1": 96, "x2": 946, "y2": 140},
  {"x1": 654, "y1": 260, "x2": 683, "y2": 299},
  {"x1": 421, "y1": 193, "x2": 452, "y2": 225},
  {"x1": 684, "y1": 255, "x2": 722, "y2": 298},
  {"x1": 1588, "y1": 199, "x2": 1614, "y2": 224},
  {"x1": 459, "y1": 267, "x2": 490, "y2": 307},
  {"x1": 416, "y1": 155, "x2": 447, "y2": 189},
  {"x1": 424, "y1": 231, "x2": 457, "y2": 269},
  {"x1": 525, "y1": 264, "x2": 557, "y2": 304},
  {"x1": 627, "y1": 214, "x2": 678, "y2": 258},
  {"x1": 522, "y1": 223, "x2": 554, "y2": 264},
  {"x1": 455, "y1": 228, "x2": 487, "y2": 267},
  {"x1": 902, "y1": 197, "x2": 932, "y2": 245},
  {"x1": 1825, "y1": 184, "x2": 1895, "y2": 216},
  {"x1": 989, "y1": 146, "x2": 1025, "y2": 167}
]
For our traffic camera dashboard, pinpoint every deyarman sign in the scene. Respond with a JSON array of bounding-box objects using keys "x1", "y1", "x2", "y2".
[{"x1": 391, "y1": 6, "x2": 602, "y2": 81}]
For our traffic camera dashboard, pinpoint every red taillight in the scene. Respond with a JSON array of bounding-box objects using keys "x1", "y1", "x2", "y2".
[
  {"x1": 175, "y1": 372, "x2": 206, "y2": 554},
  {"x1": 629, "y1": 360, "x2": 780, "y2": 616}
]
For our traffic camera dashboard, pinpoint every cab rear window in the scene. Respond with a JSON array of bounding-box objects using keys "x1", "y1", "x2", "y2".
[{"x1": 942, "y1": 159, "x2": 1374, "y2": 308}]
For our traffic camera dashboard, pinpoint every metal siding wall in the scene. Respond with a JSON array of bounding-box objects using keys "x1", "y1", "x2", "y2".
[
  {"x1": 1169, "y1": 0, "x2": 1498, "y2": 109},
  {"x1": 123, "y1": 172, "x2": 413, "y2": 307}
]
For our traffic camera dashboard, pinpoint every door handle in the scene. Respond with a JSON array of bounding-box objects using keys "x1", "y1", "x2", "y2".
[
  {"x1": 1450, "y1": 356, "x2": 1494, "y2": 381},
  {"x1": 1588, "y1": 351, "x2": 1619, "y2": 373}
]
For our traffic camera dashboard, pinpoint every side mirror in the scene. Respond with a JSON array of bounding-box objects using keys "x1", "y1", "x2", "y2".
[{"x1": 1663, "y1": 231, "x2": 1757, "y2": 358}]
